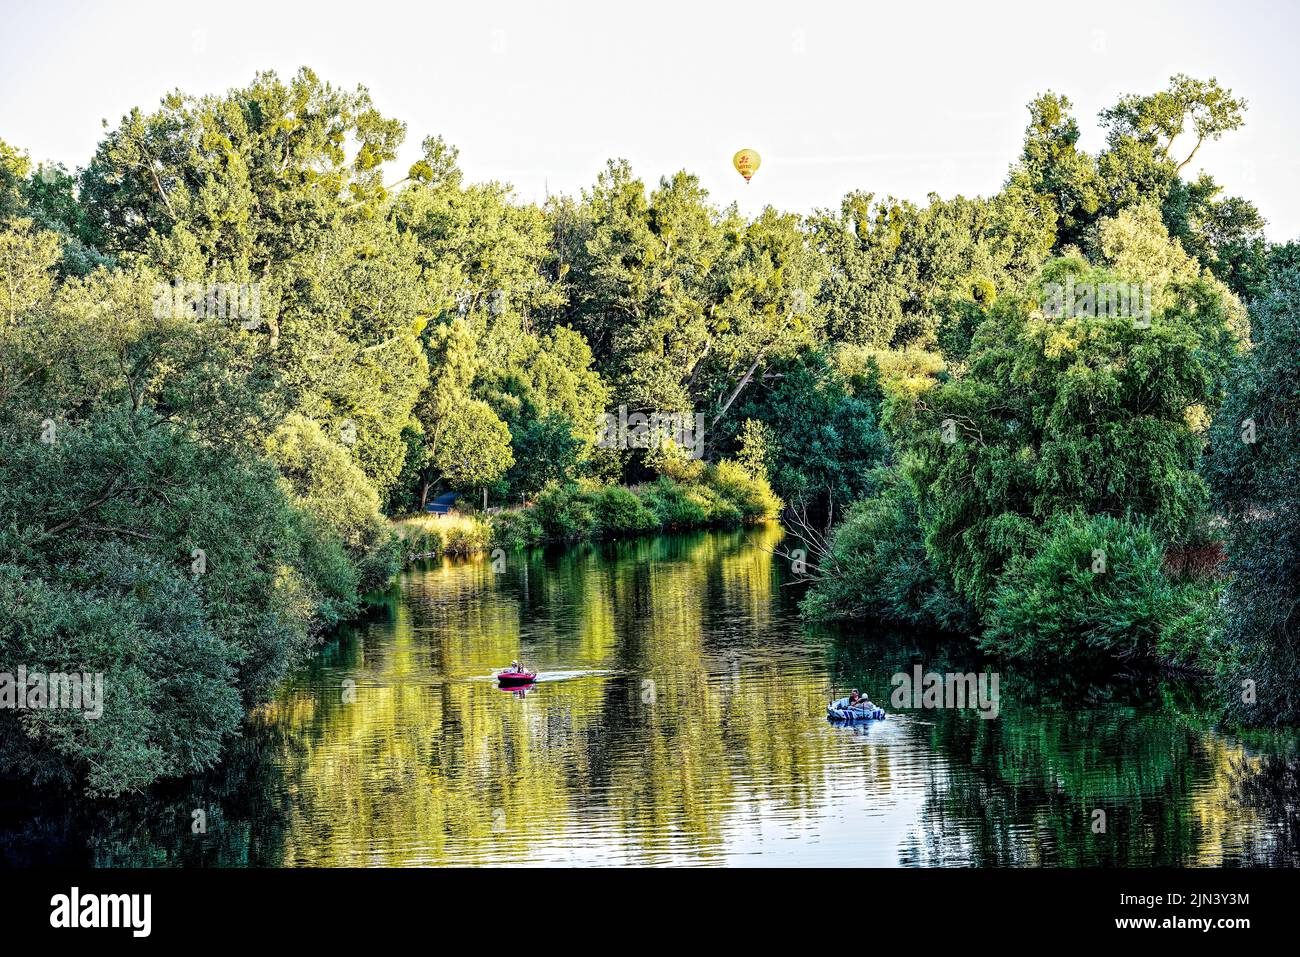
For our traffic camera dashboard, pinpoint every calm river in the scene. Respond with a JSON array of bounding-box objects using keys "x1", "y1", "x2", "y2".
[{"x1": 3, "y1": 523, "x2": 1297, "y2": 866}]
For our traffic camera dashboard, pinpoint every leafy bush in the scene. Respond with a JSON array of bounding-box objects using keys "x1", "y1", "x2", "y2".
[
  {"x1": 489, "y1": 508, "x2": 545, "y2": 550},
  {"x1": 591, "y1": 484, "x2": 658, "y2": 535},
  {"x1": 1157, "y1": 579, "x2": 1226, "y2": 672},
  {"x1": 832, "y1": 345, "x2": 947, "y2": 402},
  {"x1": 356, "y1": 530, "x2": 403, "y2": 592},
  {"x1": 732, "y1": 419, "x2": 774, "y2": 480},
  {"x1": 639, "y1": 477, "x2": 710, "y2": 528},
  {"x1": 0, "y1": 554, "x2": 242, "y2": 797},
  {"x1": 290, "y1": 511, "x2": 363, "y2": 625},
  {"x1": 981, "y1": 513, "x2": 1175, "y2": 663},
  {"x1": 703, "y1": 484, "x2": 747, "y2": 526},
  {"x1": 709, "y1": 460, "x2": 781, "y2": 521},
  {"x1": 898, "y1": 253, "x2": 1238, "y2": 612},
  {"x1": 534, "y1": 482, "x2": 599, "y2": 540},
  {"x1": 801, "y1": 468, "x2": 968, "y2": 629},
  {"x1": 266, "y1": 414, "x2": 398, "y2": 592},
  {"x1": 0, "y1": 410, "x2": 328, "y2": 796}
]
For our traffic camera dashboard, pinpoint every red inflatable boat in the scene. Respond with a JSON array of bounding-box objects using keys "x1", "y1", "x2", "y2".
[{"x1": 497, "y1": 670, "x2": 536, "y2": 687}]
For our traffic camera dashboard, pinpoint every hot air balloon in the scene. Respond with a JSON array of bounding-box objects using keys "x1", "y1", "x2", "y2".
[{"x1": 733, "y1": 148, "x2": 761, "y2": 184}]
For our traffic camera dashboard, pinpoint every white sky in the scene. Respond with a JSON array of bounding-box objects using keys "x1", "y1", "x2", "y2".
[{"x1": 3, "y1": 0, "x2": 1297, "y2": 240}]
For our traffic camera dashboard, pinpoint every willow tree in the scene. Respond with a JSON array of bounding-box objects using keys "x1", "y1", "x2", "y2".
[{"x1": 899, "y1": 212, "x2": 1245, "y2": 613}]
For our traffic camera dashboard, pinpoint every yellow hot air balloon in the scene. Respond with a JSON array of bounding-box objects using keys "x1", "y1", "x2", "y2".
[{"x1": 733, "y1": 148, "x2": 761, "y2": 183}]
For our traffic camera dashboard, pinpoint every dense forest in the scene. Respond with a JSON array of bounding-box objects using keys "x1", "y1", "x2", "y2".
[{"x1": 0, "y1": 69, "x2": 1295, "y2": 797}]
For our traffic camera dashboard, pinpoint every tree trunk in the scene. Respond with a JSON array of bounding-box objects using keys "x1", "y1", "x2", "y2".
[
  {"x1": 711, "y1": 348, "x2": 768, "y2": 427},
  {"x1": 682, "y1": 340, "x2": 713, "y2": 396}
]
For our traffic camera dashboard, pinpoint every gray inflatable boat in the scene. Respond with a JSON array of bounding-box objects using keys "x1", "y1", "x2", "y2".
[{"x1": 827, "y1": 697, "x2": 886, "y2": 721}]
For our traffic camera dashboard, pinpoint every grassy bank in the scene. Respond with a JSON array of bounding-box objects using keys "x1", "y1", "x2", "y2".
[{"x1": 392, "y1": 464, "x2": 780, "y2": 562}]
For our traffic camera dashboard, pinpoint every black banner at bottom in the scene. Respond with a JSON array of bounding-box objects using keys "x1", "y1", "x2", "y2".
[{"x1": 0, "y1": 867, "x2": 1285, "y2": 942}]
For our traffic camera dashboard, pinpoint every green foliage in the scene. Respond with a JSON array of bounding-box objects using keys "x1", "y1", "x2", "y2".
[
  {"x1": 393, "y1": 136, "x2": 562, "y2": 321},
  {"x1": 1005, "y1": 93, "x2": 1103, "y2": 250},
  {"x1": 561, "y1": 161, "x2": 726, "y2": 411},
  {"x1": 488, "y1": 508, "x2": 545, "y2": 550},
  {"x1": 831, "y1": 345, "x2": 947, "y2": 402},
  {"x1": 1094, "y1": 202, "x2": 1249, "y2": 355},
  {"x1": 391, "y1": 513, "x2": 492, "y2": 560},
  {"x1": 800, "y1": 468, "x2": 968, "y2": 629},
  {"x1": 689, "y1": 484, "x2": 744, "y2": 527},
  {"x1": 733, "y1": 346, "x2": 889, "y2": 516},
  {"x1": 0, "y1": 141, "x2": 104, "y2": 276},
  {"x1": 0, "y1": 410, "x2": 329, "y2": 796},
  {"x1": 0, "y1": 172, "x2": 388, "y2": 795},
  {"x1": 0, "y1": 137, "x2": 29, "y2": 220},
  {"x1": 80, "y1": 68, "x2": 429, "y2": 497},
  {"x1": 265, "y1": 414, "x2": 400, "y2": 594},
  {"x1": 1206, "y1": 256, "x2": 1300, "y2": 724},
  {"x1": 590, "y1": 484, "x2": 659, "y2": 535},
  {"x1": 495, "y1": 410, "x2": 586, "y2": 497},
  {"x1": 558, "y1": 161, "x2": 821, "y2": 434},
  {"x1": 533, "y1": 483, "x2": 600, "y2": 540},
  {"x1": 0, "y1": 219, "x2": 62, "y2": 323},
  {"x1": 1157, "y1": 578, "x2": 1226, "y2": 673},
  {"x1": 408, "y1": 318, "x2": 515, "y2": 500},
  {"x1": 431, "y1": 399, "x2": 514, "y2": 491},
  {"x1": 1003, "y1": 75, "x2": 1264, "y2": 299},
  {"x1": 476, "y1": 319, "x2": 609, "y2": 497},
  {"x1": 644, "y1": 437, "x2": 707, "y2": 483},
  {"x1": 732, "y1": 418, "x2": 774, "y2": 480},
  {"x1": 901, "y1": 248, "x2": 1235, "y2": 611},
  {"x1": 808, "y1": 189, "x2": 1049, "y2": 349},
  {"x1": 517, "y1": 467, "x2": 777, "y2": 547},
  {"x1": 981, "y1": 513, "x2": 1175, "y2": 663},
  {"x1": 0, "y1": 553, "x2": 242, "y2": 798},
  {"x1": 709, "y1": 460, "x2": 781, "y2": 521},
  {"x1": 637, "y1": 477, "x2": 710, "y2": 528}
]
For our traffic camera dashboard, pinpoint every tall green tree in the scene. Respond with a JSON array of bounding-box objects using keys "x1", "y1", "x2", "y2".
[
  {"x1": 476, "y1": 317, "x2": 609, "y2": 497},
  {"x1": 1206, "y1": 249, "x2": 1300, "y2": 724},
  {"x1": 561, "y1": 161, "x2": 725, "y2": 412},
  {"x1": 80, "y1": 68, "x2": 429, "y2": 497},
  {"x1": 1006, "y1": 76, "x2": 1264, "y2": 298},
  {"x1": 408, "y1": 317, "x2": 514, "y2": 507},
  {"x1": 808, "y1": 189, "x2": 1050, "y2": 351},
  {"x1": 0, "y1": 223, "x2": 346, "y2": 796},
  {"x1": 1004, "y1": 93, "x2": 1103, "y2": 251},
  {"x1": 899, "y1": 230, "x2": 1242, "y2": 612}
]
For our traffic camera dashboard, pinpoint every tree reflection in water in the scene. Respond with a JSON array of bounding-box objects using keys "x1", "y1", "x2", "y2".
[{"x1": 2, "y1": 525, "x2": 1296, "y2": 867}]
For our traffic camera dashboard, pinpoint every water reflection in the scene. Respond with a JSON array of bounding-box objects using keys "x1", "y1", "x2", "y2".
[{"x1": 1, "y1": 524, "x2": 1296, "y2": 867}]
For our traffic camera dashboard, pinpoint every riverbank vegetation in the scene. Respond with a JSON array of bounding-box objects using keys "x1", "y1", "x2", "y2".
[
  {"x1": 0, "y1": 68, "x2": 1294, "y2": 796},
  {"x1": 394, "y1": 464, "x2": 780, "y2": 560}
]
